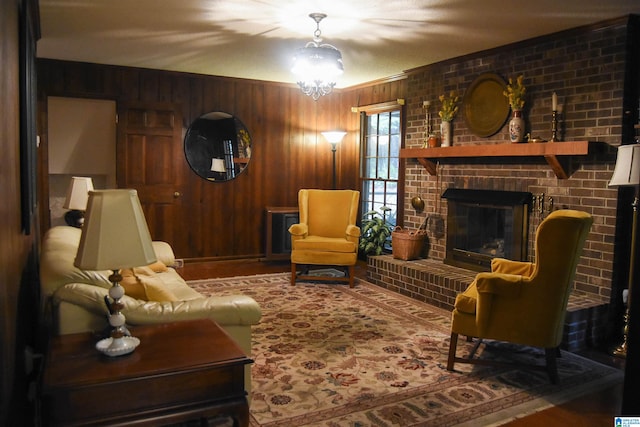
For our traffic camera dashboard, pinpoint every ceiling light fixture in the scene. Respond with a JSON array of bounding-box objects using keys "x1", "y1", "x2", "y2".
[{"x1": 291, "y1": 13, "x2": 343, "y2": 101}]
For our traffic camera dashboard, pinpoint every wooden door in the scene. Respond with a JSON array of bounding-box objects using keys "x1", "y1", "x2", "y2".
[{"x1": 116, "y1": 102, "x2": 186, "y2": 254}]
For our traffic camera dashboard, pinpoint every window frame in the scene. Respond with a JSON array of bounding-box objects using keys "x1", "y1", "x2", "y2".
[{"x1": 358, "y1": 102, "x2": 405, "y2": 239}]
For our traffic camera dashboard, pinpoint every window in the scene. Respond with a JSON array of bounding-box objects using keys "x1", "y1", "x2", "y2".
[{"x1": 360, "y1": 107, "x2": 403, "y2": 246}]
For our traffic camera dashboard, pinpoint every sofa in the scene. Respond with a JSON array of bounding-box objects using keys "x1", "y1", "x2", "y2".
[{"x1": 39, "y1": 225, "x2": 261, "y2": 393}]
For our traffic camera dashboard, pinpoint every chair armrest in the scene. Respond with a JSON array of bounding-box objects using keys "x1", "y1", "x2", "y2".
[
  {"x1": 475, "y1": 272, "x2": 523, "y2": 297},
  {"x1": 124, "y1": 296, "x2": 262, "y2": 327},
  {"x1": 346, "y1": 224, "x2": 361, "y2": 238},
  {"x1": 152, "y1": 241, "x2": 176, "y2": 267},
  {"x1": 288, "y1": 223, "x2": 308, "y2": 239},
  {"x1": 491, "y1": 258, "x2": 535, "y2": 276},
  {"x1": 474, "y1": 272, "x2": 524, "y2": 334},
  {"x1": 53, "y1": 283, "x2": 262, "y2": 327}
]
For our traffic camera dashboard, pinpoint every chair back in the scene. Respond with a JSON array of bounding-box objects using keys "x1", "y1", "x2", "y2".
[
  {"x1": 527, "y1": 209, "x2": 593, "y2": 342},
  {"x1": 299, "y1": 189, "x2": 359, "y2": 238}
]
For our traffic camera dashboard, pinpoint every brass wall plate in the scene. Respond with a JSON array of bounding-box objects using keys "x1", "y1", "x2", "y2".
[{"x1": 463, "y1": 73, "x2": 510, "y2": 138}]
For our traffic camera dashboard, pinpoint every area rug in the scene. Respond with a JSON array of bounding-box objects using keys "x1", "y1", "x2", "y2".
[{"x1": 188, "y1": 273, "x2": 623, "y2": 427}]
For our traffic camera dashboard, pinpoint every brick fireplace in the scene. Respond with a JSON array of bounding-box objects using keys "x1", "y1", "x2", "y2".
[{"x1": 365, "y1": 18, "x2": 636, "y2": 351}]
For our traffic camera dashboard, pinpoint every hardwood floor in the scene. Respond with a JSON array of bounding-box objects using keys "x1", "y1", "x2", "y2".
[{"x1": 178, "y1": 258, "x2": 625, "y2": 426}]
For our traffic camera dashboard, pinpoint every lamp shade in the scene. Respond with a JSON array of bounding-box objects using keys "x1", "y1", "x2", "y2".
[
  {"x1": 211, "y1": 158, "x2": 227, "y2": 173},
  {"x1": 63, "y1": 176, "x2": 94, "y2": 210},
  {"x1": 609, "y1": 144, "x2": 640, "y2": 187},
  {"x1": 322, "y1": 131, "x2": 347, "y2": 144},
  {"x1": 74, "y1": 189, "x2": 157, "y2": 270}
]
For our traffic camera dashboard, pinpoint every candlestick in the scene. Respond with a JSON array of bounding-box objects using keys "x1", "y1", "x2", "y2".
[
  {"x1": 550, "y1": 110, "x2": 558, "y2": 142},
  {"x1": 423, "y1": 100, "x2": 432, "y2": 145}
]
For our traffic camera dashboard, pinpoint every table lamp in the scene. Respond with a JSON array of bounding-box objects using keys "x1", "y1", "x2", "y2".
[
  {"x1": 74, "y1": 189, "x2": 157, "y2": 356},
  {"x1": 63, "y1": 176, "x2": 94, "y2": 227},
  {"x1": 211, "y1": 158, "x2": 227, "y2": 180},
  {"x1": 609, "y1": 144, "x2": 640, "y2": 357}
]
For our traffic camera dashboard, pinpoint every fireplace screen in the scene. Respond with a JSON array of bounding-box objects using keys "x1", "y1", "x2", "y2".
[{"x1": 442, "y1": 189, "x2": 532, "y2": 271}]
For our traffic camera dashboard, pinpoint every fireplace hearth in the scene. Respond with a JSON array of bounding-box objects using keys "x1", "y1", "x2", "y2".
[{"x1": 442, "y1": 189, "x2": 532, "y2": 271}]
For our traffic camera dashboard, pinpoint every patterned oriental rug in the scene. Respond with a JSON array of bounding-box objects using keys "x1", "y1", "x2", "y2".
[{"x1": 188, "y1": 273, "x2": 623, "y2": 427}]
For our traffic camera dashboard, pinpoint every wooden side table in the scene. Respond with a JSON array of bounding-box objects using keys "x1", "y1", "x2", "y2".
[{"x1": 41, "y1": 319, "x2": 251, "y2": 426}]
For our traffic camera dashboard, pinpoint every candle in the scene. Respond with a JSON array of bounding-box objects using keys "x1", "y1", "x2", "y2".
[{"x1": 552, "y1": 92, "x2": 558, "y2": 112}]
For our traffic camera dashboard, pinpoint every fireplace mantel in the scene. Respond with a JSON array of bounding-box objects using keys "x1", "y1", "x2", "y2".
[{"x1": 400, "y1": 140, "x2": 590, "y2": 179}]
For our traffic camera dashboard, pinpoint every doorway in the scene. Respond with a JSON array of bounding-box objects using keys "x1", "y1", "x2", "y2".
[{"x1": 47, "y1": 97, "x2": 116, "y2": 226}]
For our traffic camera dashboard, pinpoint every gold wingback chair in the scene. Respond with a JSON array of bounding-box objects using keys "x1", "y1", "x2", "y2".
[
  {"x1": 289, "y1": 189, "x2": 361, "y2": 287},
  {"x1": 446, "y1": 209, "x2": 593, "y2": 383}
]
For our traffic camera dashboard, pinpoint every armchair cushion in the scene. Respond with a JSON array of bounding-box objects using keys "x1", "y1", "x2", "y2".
[{"x1": 292, "y1": 236, "x2": 357, "y2": 253}]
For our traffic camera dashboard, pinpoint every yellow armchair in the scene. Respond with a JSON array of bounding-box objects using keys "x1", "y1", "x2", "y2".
[
  {"x1": 446, "y1": 209, "x2": 593, "y2": 383},
  {"x1": 289, "y1": 189, "x2": 360, "y2": 287}
]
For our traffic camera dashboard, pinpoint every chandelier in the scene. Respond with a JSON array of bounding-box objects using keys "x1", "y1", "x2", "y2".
[{"x1": 291, "y1": 13, "x2": 344, "y2": 100}]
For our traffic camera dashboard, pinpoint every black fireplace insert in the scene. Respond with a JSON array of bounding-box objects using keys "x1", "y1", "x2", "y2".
[{"x1": 442, "y1": 189, "x2": 532, "y2": 271}]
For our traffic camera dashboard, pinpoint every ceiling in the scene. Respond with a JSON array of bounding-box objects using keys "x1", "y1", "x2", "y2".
[{"x1": 37, "y1": 0, "x2": 640, "y2": 88}]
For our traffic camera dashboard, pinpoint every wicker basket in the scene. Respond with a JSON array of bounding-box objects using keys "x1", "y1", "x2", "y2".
[{"x1": 392, "y1": 227, "x2": 427, "y2": 260}]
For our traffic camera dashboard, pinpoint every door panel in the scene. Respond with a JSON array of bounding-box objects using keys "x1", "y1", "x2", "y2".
[{"x1": 117, "y1": 102, "x2": 186, "y2": 254}]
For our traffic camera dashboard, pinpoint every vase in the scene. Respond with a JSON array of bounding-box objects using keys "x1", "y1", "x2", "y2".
[
  {"x1": 440, "y1": 121, "x2": 452, "y2": 147},
  {"x1": 509, "y1": 110, "x2": 525, "y2": 143}
]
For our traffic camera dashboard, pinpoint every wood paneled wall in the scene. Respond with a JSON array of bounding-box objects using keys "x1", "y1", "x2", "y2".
[
  {"x1": 37, "y1": 59, "x2": 406, "y2": 259},
  {"x1": 1, "y1": 0, "x2": 40, "y2": 425}
]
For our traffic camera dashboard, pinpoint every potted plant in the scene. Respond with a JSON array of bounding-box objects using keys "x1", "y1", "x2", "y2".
[{"x1": 359, "y1": 206, "x2": 393, "y2": 257}]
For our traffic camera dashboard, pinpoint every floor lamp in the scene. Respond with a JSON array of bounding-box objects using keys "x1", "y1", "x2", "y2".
[
  {"x1": 609, "y1": 144, "x2": 640, "y2": 358},
  {"x1": 321, "y1": 131, "x2": 346, "y2": 189}
]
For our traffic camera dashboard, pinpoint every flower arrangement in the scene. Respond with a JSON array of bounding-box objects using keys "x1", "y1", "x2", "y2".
[
  {"x1": 438, "y1": 91, "x2": 459, "y2": 122},
  {"x1": 237, "y1": 128, "x2": 251, "y2": 158},
  {"x1": 503, "y1": 75, "x2": 526, "y2": 110}
]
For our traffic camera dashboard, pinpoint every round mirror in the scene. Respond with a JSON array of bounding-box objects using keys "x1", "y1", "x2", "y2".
[{"x1": 184, "y1": 112, "x2": 252, "y2": 181}]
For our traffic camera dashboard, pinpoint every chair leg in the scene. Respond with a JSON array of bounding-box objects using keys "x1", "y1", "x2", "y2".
[
  {"x1": 447, "y1": 332, "x2": 459, "y2": 371},
  {"x1": 545, "y1": 347, "x2": 559, "y2": 384},
  {"x1": 348, "y1": 265, "x2": 355, "y2": 288},
  {"x1": 290, "y1": 263, "x2": 297, "y2": 286}
]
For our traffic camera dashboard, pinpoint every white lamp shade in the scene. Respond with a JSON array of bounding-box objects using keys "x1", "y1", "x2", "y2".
[
  {"x1": 322, "y1": 131, "x2": 347, "y2": 144},
  {"x1": 211, "y1": 158, "x2": 226, "y2": 173},
  {"x1": 63, "y1": 177, "x2": 94, "y2": 210},
  {"x1": 609, "y1": 144, "x2": 640, "y2": 187},
  {"x1": 74, "y1": 189, "x2": 157, "y2": 270}
]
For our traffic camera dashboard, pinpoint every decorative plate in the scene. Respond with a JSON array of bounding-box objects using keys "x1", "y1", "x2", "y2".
[{"x1": 463, "y1": 73, "x2": 510, "y2": 137}]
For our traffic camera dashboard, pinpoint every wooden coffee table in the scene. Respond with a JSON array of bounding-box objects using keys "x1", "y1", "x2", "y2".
[{"x1": 41, "y1": 319, "x2": 251, "y2": 426}]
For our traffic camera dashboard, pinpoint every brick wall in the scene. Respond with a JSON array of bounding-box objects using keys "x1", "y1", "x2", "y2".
[{"x1": 401, "y1": 18, "x2": 634, "y2": 305}]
